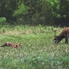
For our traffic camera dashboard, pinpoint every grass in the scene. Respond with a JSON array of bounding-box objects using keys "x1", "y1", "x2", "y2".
[{"x1": 0, "y1": 25, "x2": 69, "y2": 69}]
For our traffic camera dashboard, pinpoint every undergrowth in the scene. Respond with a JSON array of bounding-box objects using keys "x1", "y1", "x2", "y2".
[{"x1": 0, "y1": 25, "x2": 68, "y2": 69}]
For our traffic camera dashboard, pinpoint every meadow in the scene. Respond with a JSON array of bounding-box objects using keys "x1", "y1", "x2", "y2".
[{"x1": 0, "y1": 25, "x2": 69, "y2": 69}]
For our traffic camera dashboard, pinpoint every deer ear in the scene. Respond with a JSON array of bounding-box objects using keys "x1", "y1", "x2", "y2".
[
  {"x1": 53, "y1": 29, "x2": 57, "y2": 37},
  {"x1": 19, "y1": 43, "x2": 22, "y2": 46}
]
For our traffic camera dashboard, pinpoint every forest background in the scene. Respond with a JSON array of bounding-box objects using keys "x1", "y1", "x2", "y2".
[{"x1": 0, "y1": 0, "x2": 69, "y2": 26}]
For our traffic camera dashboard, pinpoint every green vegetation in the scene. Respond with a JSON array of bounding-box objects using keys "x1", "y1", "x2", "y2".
[
  {"x1": 0, "y1": 0, "x2": 69, "y2": 68},
  {"x1": 0, "y1": 0, "x2": 69, "y2": 26},
  {"x1": 0, "y1": 25, "x2": 69, "y2": 69}
]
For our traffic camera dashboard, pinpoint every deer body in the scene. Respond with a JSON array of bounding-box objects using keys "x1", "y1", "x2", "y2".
[
  {"x1": 1, "y1": 42, "x2": 21, "y2": 48},
  {"x1": 54, "y1": 27, "x2": 69, "y2": 44}
]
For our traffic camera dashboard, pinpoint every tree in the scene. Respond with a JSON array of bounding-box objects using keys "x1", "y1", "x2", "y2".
[{"x1": 0, "y1": 0, "x2": 69, "y2": 26}]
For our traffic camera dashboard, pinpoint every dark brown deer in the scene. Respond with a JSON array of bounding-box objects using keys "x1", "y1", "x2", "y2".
[{"x1": 54, "y1": 27, "x2": 69, "y2": 44}]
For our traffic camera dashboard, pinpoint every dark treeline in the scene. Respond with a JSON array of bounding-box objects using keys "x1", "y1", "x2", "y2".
[{"x1": 0, "y1": 0, "x2": 69, "y2": 26}]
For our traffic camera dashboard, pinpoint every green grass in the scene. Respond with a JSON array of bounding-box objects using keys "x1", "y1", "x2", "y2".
[{"x1": 0, "y1": 25, "x2": 69, "y2": 69}]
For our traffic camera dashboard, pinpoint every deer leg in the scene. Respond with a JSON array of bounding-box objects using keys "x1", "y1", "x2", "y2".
[
  {"x1": 65, "y1": 31, "x2": 69, "y2": 44},
  {"x1": 65, "y1": 38, "x2": 68, "y2": 44}
]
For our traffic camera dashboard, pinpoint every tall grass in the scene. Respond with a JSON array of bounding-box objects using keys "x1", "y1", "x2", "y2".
[{"x1": 0, "y1": 25, "x2": 68, "y2": 69}]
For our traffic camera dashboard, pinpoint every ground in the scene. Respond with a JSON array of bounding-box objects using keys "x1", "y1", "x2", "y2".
[{"x1": 0, "y1": 25, "x2": 69, "y2": 69}]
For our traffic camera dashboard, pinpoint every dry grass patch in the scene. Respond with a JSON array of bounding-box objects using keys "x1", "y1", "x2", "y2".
[{"x1": 3, "y1": 30, "x2": 22, "y2": 36}]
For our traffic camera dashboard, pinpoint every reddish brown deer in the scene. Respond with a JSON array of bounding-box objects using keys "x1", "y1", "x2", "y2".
[
  {"x1": 54, "y1": 27, "x2": 69, "y2": 44},
  {"x1": 1, "y1": 42, "x2": 21, "y2": 48}
]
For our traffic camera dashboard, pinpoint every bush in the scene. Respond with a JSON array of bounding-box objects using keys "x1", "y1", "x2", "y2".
[{"x1": 0, "y1": 17, "x2": 6, "y2": 25}]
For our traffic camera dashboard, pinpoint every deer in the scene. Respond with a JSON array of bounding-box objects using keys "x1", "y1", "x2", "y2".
[
  {"x1": 53, "y1": 27, "x2": 69, "y2": 44},
  {"x1": 0, "y1": 42, "x2": 21, "y2": 48}
]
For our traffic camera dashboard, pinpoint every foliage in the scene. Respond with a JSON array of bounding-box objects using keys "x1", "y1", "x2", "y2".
[
  {"x1": 13, "y1": 4, "x2": 29, "y2": 17},
  {"x1": 0, "y1": 17, "x2": 6, "y2": 25},
  {"x1": 0, "y1": 0, "x2": 69, "y2": 26},
  {"x1": 13, "y1": 4, "x2": 29, "y2": 24},
  {"x1": 0, "y1": 25, "x2": 68, "y2": 68}
]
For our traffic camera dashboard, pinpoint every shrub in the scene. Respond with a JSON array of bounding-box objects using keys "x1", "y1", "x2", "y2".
[{"x1": 0, "y1": 17, "x2": 6, "y2": 25}]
